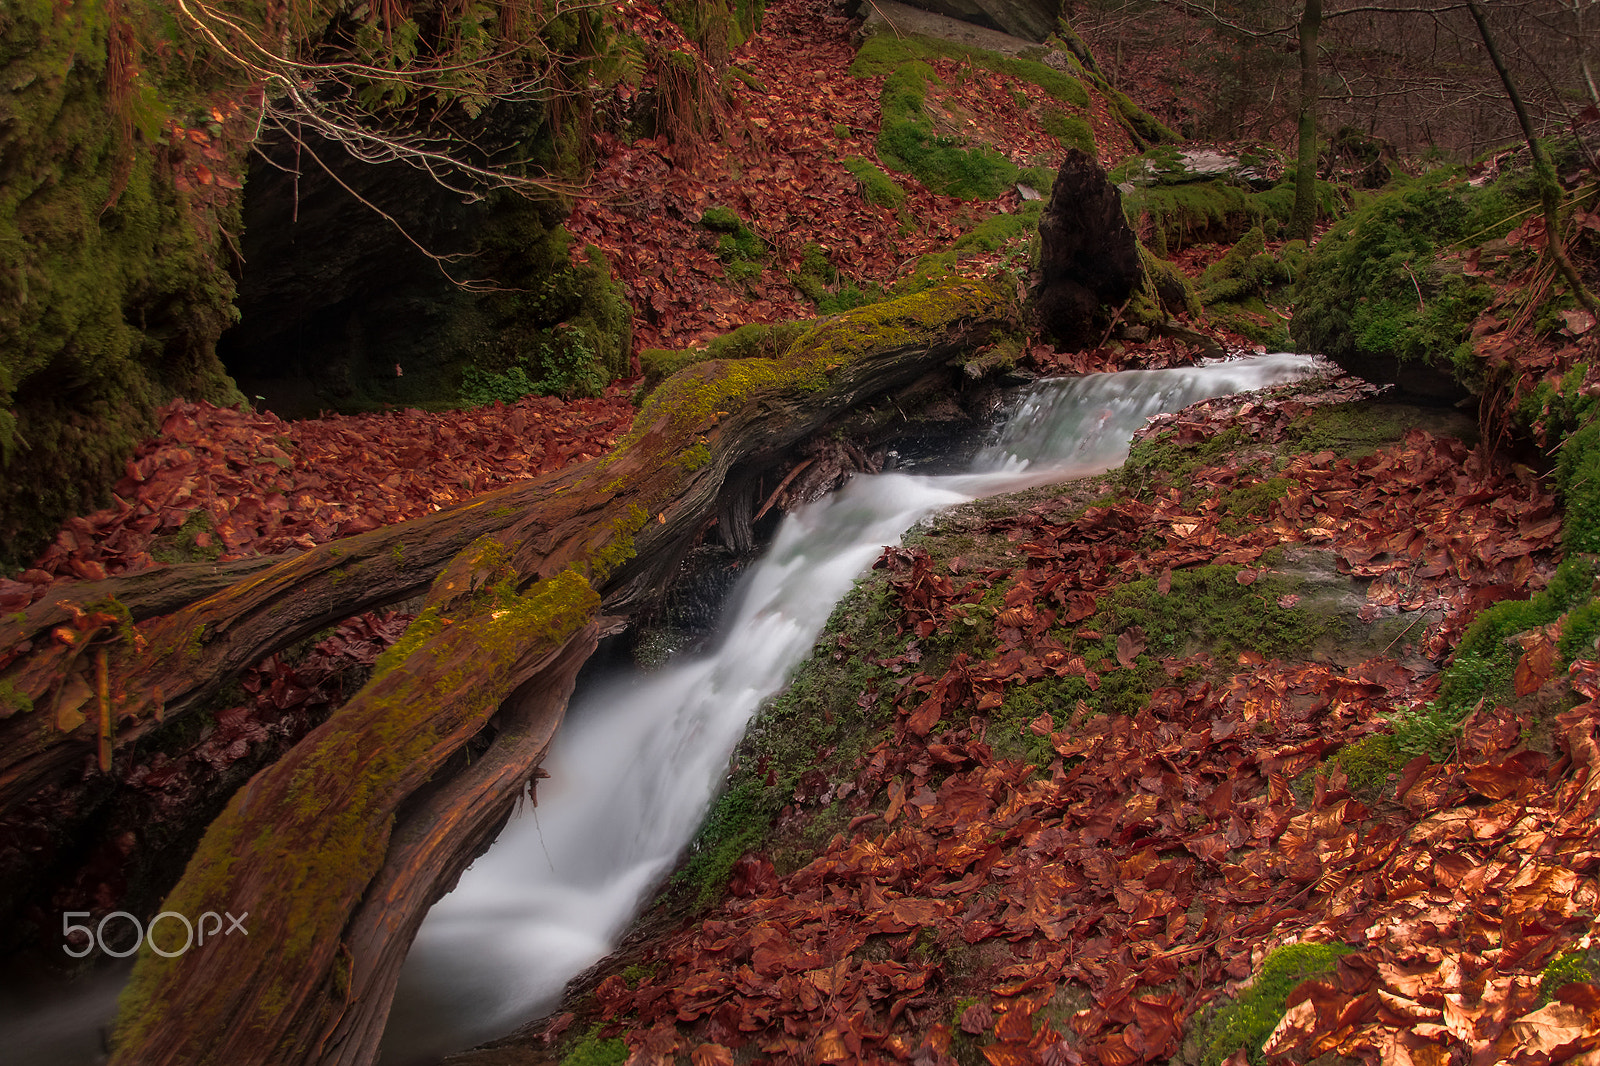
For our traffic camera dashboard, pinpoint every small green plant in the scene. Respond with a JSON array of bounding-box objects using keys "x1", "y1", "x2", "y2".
[
  {"x1": 459, "y1": 364, "x2": 536, "y2": 407},
  {"x1": 1202, "y1": 943, "x2": 1354, "y2": 1066}
]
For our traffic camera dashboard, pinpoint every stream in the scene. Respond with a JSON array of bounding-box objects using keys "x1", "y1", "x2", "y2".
[
  {"x1": 0, "y1": 354, "x2": 1321, "y2": 1066},
  {"x1": 379, "y1": 352, "x2": 1322, "y2": 1063}
]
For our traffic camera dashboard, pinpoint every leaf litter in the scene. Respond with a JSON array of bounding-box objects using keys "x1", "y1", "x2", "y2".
[{"x1": 560, "y1": 376, "x2": 1600, "y2": 1066}]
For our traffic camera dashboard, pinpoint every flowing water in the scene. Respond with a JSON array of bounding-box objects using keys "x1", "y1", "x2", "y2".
[
  {"x1": 379, "y1": 352, "x2": 1322, "y2": 1063},
  {"x1": 0, "y1": 355, "x2": 1321, "y2": 1065}
]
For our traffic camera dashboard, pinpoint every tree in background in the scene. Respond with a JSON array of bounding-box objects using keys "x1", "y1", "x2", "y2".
[{"x1": 1289, "y1": 0, "x2": 1322, "y2": 241}]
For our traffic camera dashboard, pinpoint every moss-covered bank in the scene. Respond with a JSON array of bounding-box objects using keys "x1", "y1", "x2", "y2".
[{"x1": 1, "y1": 0, "x2": 247, "y2": 570}]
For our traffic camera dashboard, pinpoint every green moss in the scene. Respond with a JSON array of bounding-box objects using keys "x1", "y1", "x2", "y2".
[
  {"x1": 700, "y1": 206, "x2": 766, "y2": 286},
  {"x1": 0, "y1": 678, "x2": 34, "y2": 716},
  {"x1": 1394, "y1": 557, "x2": 1597, "y2": 757},
  {"x1": 842, "y1": 155, "x2": 907, "y2": 209},
  {"x1": 1098, "y1": 83, "x2": 1178, "y2": 146},
  {"x1": 1336, "y1": 733, "x2": 1404, "y2": 796},
  {"x1": 469, "y1": 216, "x2": 634, "y2": 403},
  {"x1": 617, "y1": 280, "x2": 1009, "y2": 458},
  {"x1": 1218, "y1": 476, "x2": 1295, "y2": 533},
  {"x1": 1128, "y1": 245, "x2": 1200, "y2": 326},
  {"x1": 1207, "y1": 298, "x2": 1291, "y2": 349},
  {"x1": 0, "y1": 0, "x2": 250, "y2": 570},
  {"x1": 148, "y1": 511, "x2": 225, "y2": 568},
  {"x1": 1119, "y1": 428, "x2": 1246, "y2": 498},
  {"x1": 954, "y1": 205, "x2": 1042, "y2": 252},
  {"x1": 560, "y1": 1027, "x2": 629, "y2": 1066},
  {"x1": 792, "y1": 242, "x2": 887, "y2": 314},
  {"x1": 1291, "y1": 170, "x2": 1527, "y2": 391},
  {"x1": 875, "y1": 61, "x2": 1020, "y2": 201},
  {"x1": 1283, "y1": 402, "x2": 1424, "y2": 459},
  {"x1": 1540, "y1": 949, "x2": 1600, "y2": 1005},
  {"x1": 1202, "y1": 943, "x2": 1354, "y2": 1065},
  {"x1": 677, "y1": 779, "x2": 780, "y2": 907},
  {"x1": 1198, "y1": 226, "x2": 1290, "y2": 305},
  {"x1": 372, "y1": 607, "x2": 446, "y2": 679},
  {"x1": 678, "y1": 441, "x2": 711, "y2": 471},
  {"x1": 1557, "y1": 416, "x2": 1600, "y2": 554},
  {"x1": 621, "y1": 961, "x2": 660, "y2": 986},
  {"x1": 118, "y1": 568, "x2": 604, "y2": 1050},
  {"x1": 1041, "y1": 107, "x2": 1095, "y2": 156},
  {"x1": 590, "y1": 505, "x2": 649, "y2": 583},
  {"x1": 995, "y1": 563, "x2": 1327, "y2": 733},
  {"x1": 852, "y1": 34, "x2": 1087, "y2": 107}
]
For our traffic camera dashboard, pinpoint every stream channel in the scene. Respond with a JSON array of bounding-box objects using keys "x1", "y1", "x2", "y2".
[{"x1": 1, "y1": 353, "x2": 1321, "y2": 1066}]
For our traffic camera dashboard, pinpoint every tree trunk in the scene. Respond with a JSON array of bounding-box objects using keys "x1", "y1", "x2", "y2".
[
  {"x1": 1465, "y1": 0, "x2": 1599, "y2": 318},
  {"x1": 80, "y1": 280, "x2": 1012, "y2": 1066},
  {"x1": 1289, "y1": 0, "x2": 1322, "y2": 244}
]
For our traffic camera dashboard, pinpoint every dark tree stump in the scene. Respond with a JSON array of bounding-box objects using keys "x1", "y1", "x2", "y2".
[{"x1": 1034, "y1": 149, "x2": 1142, "y2": 348}]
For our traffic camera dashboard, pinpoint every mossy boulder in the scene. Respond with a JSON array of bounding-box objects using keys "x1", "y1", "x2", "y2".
[
  {"x1": 1290, "y1": 169, "x2": 1538, "y2": 402},
  {"x1": 1, "y1": 0, "x2": 247, "y2": 570}
]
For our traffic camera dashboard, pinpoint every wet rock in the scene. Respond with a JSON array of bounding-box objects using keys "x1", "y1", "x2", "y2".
[
  {"x1": 891, "y1": 0, "x2": 1061, "y2": 42},
  {"x1": 1319, "y1": 350, "x2": 1473, "y2": 406},
  {"x1": 1121, "y1": 145, "x2": 1282, "y2": 189}
]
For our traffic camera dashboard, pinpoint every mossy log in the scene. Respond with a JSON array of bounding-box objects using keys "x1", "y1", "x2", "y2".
[{"x1": 54, "y1": 280, "x2": 1013, "y2": 1066}]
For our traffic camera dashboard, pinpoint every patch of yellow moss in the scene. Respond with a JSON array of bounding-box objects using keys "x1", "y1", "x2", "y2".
[
  {"x1": 610, "y1": 279, "x2": 1008, "y2": 461},
  {"x1": 112, "y1": 567, "x2": 601, "y2": 1056}
]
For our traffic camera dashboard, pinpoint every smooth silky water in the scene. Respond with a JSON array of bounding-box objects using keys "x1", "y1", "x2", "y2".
[
  {"x1": 379, "y1": 353, "x2": 1322, "y2": 1063},
  {"x1": 0, "y1": 354, "x2": 1321, "y2": 1066}
]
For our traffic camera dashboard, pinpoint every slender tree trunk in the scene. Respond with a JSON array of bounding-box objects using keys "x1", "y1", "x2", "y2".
[
  {"x1": 1466, "y1": 0, "x2": 1599, "y2": 317},
  {"x1": 1571, "y1": 1, "x2": 1600, "y2": 115},
  {"x1": 1289, "y1": 0, "x2": 1322, "y2": 244}
]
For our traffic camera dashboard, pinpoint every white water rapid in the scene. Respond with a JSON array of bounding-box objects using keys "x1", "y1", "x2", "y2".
[{"x1": 378, "y1": 352, "x2": 1322, "y2": 1063}]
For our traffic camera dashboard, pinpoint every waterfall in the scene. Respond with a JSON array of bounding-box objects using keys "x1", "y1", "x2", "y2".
[{"x1": 379, "y1": 352, "x2": 1323, "y2": 1062}]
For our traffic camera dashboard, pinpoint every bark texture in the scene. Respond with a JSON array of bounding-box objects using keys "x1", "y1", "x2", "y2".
[
  {"x1": 58, "y1": 280, "x2": 1015, "y2": 1066},
  {"x1": 1289, "y1": 0, "x2": 1322, "y2": 243},
  {"x1": 1033, "y1": 149, "x2": 1142, "y2": 348}
]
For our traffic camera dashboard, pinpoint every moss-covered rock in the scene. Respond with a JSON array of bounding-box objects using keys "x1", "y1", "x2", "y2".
[
  {"x1": 1, "y1": 0, "x2": 247, "y2": 570},
  {"x1": 1290, "y1": 169, "x2": 1535, "y2": 400}
]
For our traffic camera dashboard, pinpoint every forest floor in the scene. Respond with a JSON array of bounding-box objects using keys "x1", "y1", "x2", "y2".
[
  {"x1": 469, "y1": 376, "x2": 1600, "y2": 1066},
  {"x1": 5, "y1": 0, "x2": 1600, "y2": 1062}
]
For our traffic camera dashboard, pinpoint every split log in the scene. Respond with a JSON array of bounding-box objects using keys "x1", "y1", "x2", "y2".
[{"x1": 84, "y1": 280, "x2": 1013, "y2": 1066}]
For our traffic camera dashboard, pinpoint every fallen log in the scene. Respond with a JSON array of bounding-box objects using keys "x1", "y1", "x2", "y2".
[{"x1": 87, "y1": 280, "x2": 1013, "y2": 1065}]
